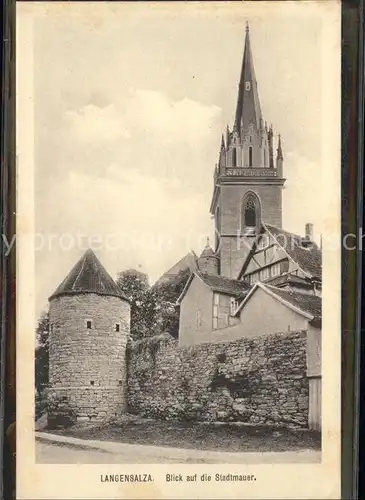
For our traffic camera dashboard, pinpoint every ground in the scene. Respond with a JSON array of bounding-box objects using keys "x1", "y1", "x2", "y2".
[
  {"x1": 37, "y1": 441, "x2": 195, "y2": 464},
  {"x1": 36, "y1": 438, "x2": 320, "y2": 464},
  {"x1": 44, "y1": 414, "x2": 321, "y2": 454}
]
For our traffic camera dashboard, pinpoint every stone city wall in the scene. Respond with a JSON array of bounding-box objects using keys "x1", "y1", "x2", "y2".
[{"x1": 127, "y1": 330, "x2": 309, "y2": 428}]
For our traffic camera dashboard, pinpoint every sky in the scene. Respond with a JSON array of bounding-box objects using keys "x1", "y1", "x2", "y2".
[{"x1": 28, "y1": 2, "x2": 330, "y2": 319}]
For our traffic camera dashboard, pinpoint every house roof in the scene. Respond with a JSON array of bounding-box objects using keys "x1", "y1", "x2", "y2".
[
  {"x1": 266, "y1": 273, "x2": 316, "y2": 289},
  {"x1": 198, "y1": 272, "x2": 250, "y2": 296},
  {"x1": 238, "y1": 222, "x2": 322, "y2": 280},
  {"x1": 265, "y1": 285, "x2": 322, "y2": 326},
  {"x1": 177, "y1": 271, "x2": 249, "y2": 304},
  {"x1": 155, "y1": 251, "x2": 198, "y2": 285},
  {"x1": 265, "y1": 223, "x2": 322, "y2": 279},
  {"x1": 49, "y1": 249, "x2": 127, "y2": 301},
  {"x1": 235, "y1": 282, "x2": 321, "y2": 327}
]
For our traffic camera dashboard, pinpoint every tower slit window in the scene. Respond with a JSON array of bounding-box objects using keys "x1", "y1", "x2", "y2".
[{"x1": 249, "y1": 146, "x2": 253, "y2": 167}]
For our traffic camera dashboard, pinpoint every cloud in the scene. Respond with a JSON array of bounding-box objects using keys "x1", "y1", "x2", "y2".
[
  {"x1": 123, "y1": 89, "x2": 221, "y2": 142},
  {"x1": 64, "y1": 104, "x2": 131, "y2": 142},
  {"x1": 57, "y1": 90, "x2": 222, "y2": 193},
  {"x1": 64, "y1": 90, "x2": 221, "y2": 145}
]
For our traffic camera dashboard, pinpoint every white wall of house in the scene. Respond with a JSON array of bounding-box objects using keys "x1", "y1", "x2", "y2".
[{"x1": 178, "y1": 276, "x2": 213, "y2": 347}]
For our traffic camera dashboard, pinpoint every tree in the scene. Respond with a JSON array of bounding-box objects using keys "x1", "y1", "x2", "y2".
[
  {"x1": 152, "y1": 267, "x2": 191, "y2": 338},
  {"x1": 35, "y1": 311, "x2": 50, "y2": 395},
  {"x1": 116, "y1": 269, "x2": 157, "y2": 340}
]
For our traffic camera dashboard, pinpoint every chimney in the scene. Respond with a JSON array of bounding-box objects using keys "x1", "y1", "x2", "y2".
[{"x1": 305, "y1": 223, "x2": 313, "y2": 241}]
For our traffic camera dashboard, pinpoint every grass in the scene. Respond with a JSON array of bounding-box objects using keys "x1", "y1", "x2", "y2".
[{"x1": 45, "y1": 414, "x2": 321, "y2": 453}]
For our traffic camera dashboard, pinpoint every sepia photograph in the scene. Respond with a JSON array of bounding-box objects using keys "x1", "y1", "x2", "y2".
[{"x1": 16, "y1": 1, "x2": 341, "y2": 498}]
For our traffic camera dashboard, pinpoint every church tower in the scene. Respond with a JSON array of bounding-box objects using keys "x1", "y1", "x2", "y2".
[{"x1": 210, "y1": 23, "x2": 286, "y2": 278}]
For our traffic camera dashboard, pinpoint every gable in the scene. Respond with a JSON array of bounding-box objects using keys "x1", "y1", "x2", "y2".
[
  {"x1": 237, "y1": 287, "x2": 310, "y2": 337},
  {"x1": 238, "y1": 223, "x2": 322, "y2": 281},
  {"x1": 244, "y1": 233, "x2": 288, "y2": 275},
  {"x1": 265, "y1": 224, "x2": 322, "y2": 279}
]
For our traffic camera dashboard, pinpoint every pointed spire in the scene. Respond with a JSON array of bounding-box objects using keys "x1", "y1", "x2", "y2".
[
  {"x1": 220, "y1": 134, "x2": 225, "y2": 150},
  {"x1": 218, "y1": 133, "x2": 226, "y2": 170},
  {"x1": 277, "y1": 134, "x2": 283, "y2": 160},
  {"x1": 234, "y1": 24, "x2": 263, "y2": 133}
]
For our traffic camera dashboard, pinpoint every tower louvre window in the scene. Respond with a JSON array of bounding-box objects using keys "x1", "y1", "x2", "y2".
[
  {"x1": 249, "y1": 146, "x2": 253, "y2": 167},
  {"x1": 232, "y1": 148, "x2": 237, "y2": 167}
]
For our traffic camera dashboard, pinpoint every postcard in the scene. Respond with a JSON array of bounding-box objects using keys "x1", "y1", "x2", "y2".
[{"x1": 16, "y1": 1, "x2": 341, "y2": 498}]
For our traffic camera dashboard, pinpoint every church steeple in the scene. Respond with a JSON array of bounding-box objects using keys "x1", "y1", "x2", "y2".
[
  {"x1": 234, "y1": 22, "x2": 263, "y2": 134},
  {"x1": 210, "y1": 23, "x2": 286, "y2": 278}
]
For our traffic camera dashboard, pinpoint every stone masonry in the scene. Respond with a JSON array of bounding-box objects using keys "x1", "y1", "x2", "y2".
[
  {"x1": 127, "y1": 330, "x2": 309, "y2": 428},
  {"x1": 48, "y1": 293, "x2": 130, "y2": 427}
]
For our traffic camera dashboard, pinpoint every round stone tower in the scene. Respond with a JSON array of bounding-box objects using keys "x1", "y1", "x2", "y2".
[
  {"x1": 47, "y1": 249, "x2": 130, "y2": 428},
  {"x1": 197, "y1": 238, "x2": 220, "y2": 275}
]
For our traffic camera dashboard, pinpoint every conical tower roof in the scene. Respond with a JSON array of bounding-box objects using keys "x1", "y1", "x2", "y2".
[
  {"x1": 199, "y1": 238, "x2": 215, "y2": 258},
  {"x1": 234, "y1": 23, "x2": 263, "y2": 132},
  {"x1": 49, "y1": 249, "x2": 127, "y2": 301}
]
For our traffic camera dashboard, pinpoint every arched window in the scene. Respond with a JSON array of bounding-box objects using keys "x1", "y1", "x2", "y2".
[
  {"x1": 245, "y1": 197, "x2": 256, "y2": 227},
  {"x1": 232, "y1": 148, "x2": 237, "y2": 167},
  {"x1": 241, "y1": 192, "x2": 261, "y2": 235},
  {"x1": 249, "y1": 147, "x2": 253, "y2": 167}
]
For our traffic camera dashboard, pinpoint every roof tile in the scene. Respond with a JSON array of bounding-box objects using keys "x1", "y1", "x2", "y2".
[
  {"x1": 265, "y1": 284, "x2": 322, "y2": 325},
  {"x1": 265, "y1": 223, "x2": 322, "y2": 279},
  {"x1": 49, "y1": 249, "x2": 127, "y2": 301},
  {"x1": 197, "y1": 272, "x2": 249, "y2": 297}
]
